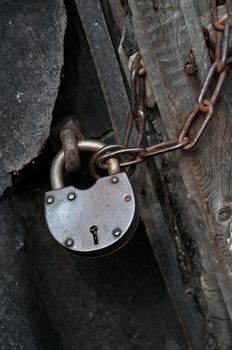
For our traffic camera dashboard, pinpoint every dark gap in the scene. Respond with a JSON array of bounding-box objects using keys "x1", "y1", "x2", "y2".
[{"x1": 99, "y1": 0, "x2": 130, "y2": 95}]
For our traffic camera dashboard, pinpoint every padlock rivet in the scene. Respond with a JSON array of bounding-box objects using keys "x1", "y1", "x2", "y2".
[
  {"x1": 124, "y1": 195, "x2": 131, "y2": 203},
  {"x1": 46, "y1": 196, "x2": 54, "y2": 204},
  {"x1": 113, "y1": 228, "x2": 121, "y2": 237},
  {"x1": 65, "y1": 238, "x2": 74, "y2": 247},
  {"x1": 111, "y1": 176, "x2": 119, "y2": 184},
  {"x1": 68, "y1": 193, "x2": 76, "y2": 201}
]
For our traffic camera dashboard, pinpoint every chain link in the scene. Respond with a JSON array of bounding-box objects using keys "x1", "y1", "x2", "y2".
[{"x1": 93, "y1": 0, "x2": 232, "y2": 175}]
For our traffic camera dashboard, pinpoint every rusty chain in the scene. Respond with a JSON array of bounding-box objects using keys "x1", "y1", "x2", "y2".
[
  {"x1": 88, "y1": 0, "x2": 232, "y2": 176},
  {"x1": 57, "y1": 2, "x2": 231, "y2": 176}
]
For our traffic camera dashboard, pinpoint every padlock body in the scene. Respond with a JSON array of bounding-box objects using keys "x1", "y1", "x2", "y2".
[{"x1": 45, "y1": 173, "x2": 138, "y2": 257}]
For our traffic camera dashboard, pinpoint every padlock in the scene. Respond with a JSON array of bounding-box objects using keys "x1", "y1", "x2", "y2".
[{"x1": 45, "y1": 139, "x2": 138, "y2": 257}]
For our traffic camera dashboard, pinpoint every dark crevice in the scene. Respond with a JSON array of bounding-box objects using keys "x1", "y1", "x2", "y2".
[{"x1": 53, "y1": 0, "x2": 112, "y2": 139}]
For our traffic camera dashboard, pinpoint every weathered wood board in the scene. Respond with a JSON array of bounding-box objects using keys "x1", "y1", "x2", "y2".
[
  {"x1": 75, "y1": 0, "x2": 209, "y2": 348},
  {"x1": 127, "y1": 0, "x2": 232, "y2": 348}
]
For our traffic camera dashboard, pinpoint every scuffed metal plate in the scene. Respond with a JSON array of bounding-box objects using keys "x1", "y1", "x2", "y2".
[{"x1": 45, "y1": 173, "x2": 138, "y2": 257}]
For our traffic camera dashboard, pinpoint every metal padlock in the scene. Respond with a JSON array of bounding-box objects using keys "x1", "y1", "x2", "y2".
[{"x1": 45, "y1": 140, "x2": 138, "y2": 257}]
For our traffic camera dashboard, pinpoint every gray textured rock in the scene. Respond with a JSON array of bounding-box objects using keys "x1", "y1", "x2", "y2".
[
  {"x1": 0, "y1": 195, "x2": 62, "y2": 349},
  {"x1": 0, "y1": 0, "x2": 66, "y2": 195}
]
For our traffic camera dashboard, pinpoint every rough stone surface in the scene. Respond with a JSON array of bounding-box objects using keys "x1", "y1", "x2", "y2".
[
  {"x1": 0, "y1": 195, "x2": 62, "y2": 349},
  {"x1": 0, "y1": 0, "x2": 66, "y2": 195}
]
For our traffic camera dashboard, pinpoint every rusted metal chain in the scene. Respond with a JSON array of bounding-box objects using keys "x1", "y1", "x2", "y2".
[
  {"x1": 123, "y1": 52, "x2": 146, "y2": 149},
  {"x1": 90, "y1": 0, "x2": 232, "y2": 175}
]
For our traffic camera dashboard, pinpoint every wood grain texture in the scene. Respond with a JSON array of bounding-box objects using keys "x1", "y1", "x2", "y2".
[
  {"x1": 75, "y1": 0, "x2": 131, "y2": 143},
  {"x1": 134, "y1": 163, "x2": 206, "y2": 349},
  {"x1": 75, "y1": 1, "x2": 206, "y2": 347},
  {"x1": 193, "y1": 0, "x2": 209, "y2": 17},
  {"x1": 128, "y1": 0, "x2": 232, "y2": 346}
]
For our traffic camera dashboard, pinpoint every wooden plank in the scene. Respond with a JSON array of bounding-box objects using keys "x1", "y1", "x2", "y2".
[
  {"x1": 136, "y1": 163, "x2": 206, "y2": 349},
  {"x1": 193, "y1": 0, "x2": 209, "y2": 16},
  {"x1": 75, "y1": 1, "x2": 207, "y2": 347},
  {"x1": 74, "y1": 0, "x2": 131, "y2": 143},
  {"x1": 106, "y1": 0, "x2": 124, "y2": 35},
  {"x1": 127, "y1": 0, "x2": 232, "y2": 346}
]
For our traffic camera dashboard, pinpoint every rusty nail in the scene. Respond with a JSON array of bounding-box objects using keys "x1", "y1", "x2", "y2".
[
  {"x1": 185, "y1": 63, "x2": 197, "y2": 75},
  {"x1": 185, "y1": 50, "x2": 198, "y2": 75},
  {"x1": 219, "y1": 206, "x2": 231, "y2": 222}
]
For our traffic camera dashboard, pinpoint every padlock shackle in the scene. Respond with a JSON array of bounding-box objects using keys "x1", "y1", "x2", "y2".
[{"x1": 50, "y1": 139, "x2": 120, "y2": 189}]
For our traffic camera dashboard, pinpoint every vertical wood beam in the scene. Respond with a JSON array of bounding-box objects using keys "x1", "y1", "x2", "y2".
[
  {"x1": 75, "y1": 1, "x2": 206, "y2": 347},
  {"x1": 75, "y1": 0, "x2": 131, "y2": 142},
  {"x1": 76, "y1": 0, "x2": 207, "y2": 350},
  {"x1": 128, "y1": 0, "x2": 232, "y2": 344}
]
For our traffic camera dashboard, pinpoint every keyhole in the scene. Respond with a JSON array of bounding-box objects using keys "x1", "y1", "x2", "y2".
[{"x1": 89, "y1": 225, "x2": 99, "y2": 245}]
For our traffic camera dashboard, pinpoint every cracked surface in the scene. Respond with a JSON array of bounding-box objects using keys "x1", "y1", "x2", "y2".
[{"x1": 0, "y1": 0, "x2": 66, "y2": 195}]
